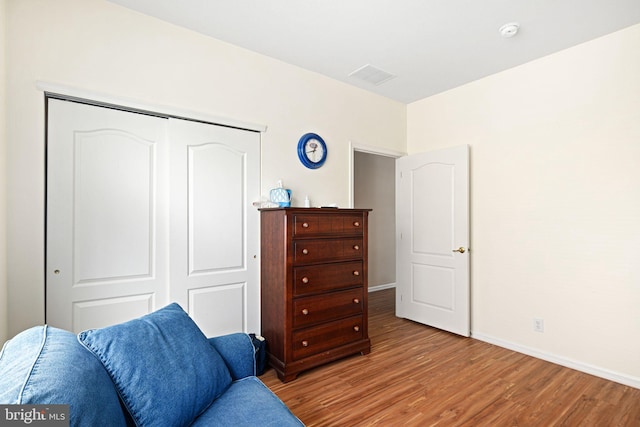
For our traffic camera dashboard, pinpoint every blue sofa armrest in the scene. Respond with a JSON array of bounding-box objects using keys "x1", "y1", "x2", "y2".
[{"x1": 208, "y1": 333, "x2": 255, "y2": 380}]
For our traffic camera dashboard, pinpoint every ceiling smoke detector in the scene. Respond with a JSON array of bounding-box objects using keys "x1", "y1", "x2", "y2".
[{"x1": 499, "y1": 22, "x2": 520, "y2": 38}]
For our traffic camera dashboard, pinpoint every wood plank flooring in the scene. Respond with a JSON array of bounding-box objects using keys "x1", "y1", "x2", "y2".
[{"x1": 262, "y1": 288, "x2": 640, "y2": 426}]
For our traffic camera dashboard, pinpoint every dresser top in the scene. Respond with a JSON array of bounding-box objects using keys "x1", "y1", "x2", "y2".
[{"x1": 259, "y1": 207, "x2": 372, "y2": 212}]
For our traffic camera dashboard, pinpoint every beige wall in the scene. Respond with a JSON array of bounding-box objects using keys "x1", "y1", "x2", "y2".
[
  {"x1": 0, "y1": 0, "x2": 7, "y2": 345},
  {"x1": 408, "y1": 24, "x2": 640, "y2": 385},
  {"x1": 4, "y1": 0, "x2": 406, "y2": 336}
]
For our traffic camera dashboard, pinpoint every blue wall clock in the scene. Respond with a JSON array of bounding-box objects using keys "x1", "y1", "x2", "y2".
[{"x1": 297, "y1": 133, "x2": 327, "y2": 169}]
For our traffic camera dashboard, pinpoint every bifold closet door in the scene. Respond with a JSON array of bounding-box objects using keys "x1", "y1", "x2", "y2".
[
  {"x1": 46, "y1": 99, "x2": 169, "y2": 333},
  {"x1": 47, "y1": 99, "x2": 261, "y2": 335},
  {"x1": 168, "y1": 118, "x2": 261, "y2": 337}
]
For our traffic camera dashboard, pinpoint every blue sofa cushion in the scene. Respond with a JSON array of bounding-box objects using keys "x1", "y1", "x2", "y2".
[
  {"x1": 190, "y1": 377, "x2": 305, "y2": 427},
  {"x1": 208, "y1": 333, "x2": 256, "y2": 380},
  {"x1": 78, "y1": 303, "x2": 232, "y2": 427},
  {"x1": 0, "y1": 325, "x2": 127, "y2": 427}
]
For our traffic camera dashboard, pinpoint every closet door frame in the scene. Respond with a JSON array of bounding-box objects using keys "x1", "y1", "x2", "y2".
[{"x1": 42, "y1": 84, "x2": 265, "y2": 333}]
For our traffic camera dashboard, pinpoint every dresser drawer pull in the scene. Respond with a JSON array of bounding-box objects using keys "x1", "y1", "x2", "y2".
[
  {"x1": 353, "y1": 326, "x2": 360, "y2": 332},
  {"x1": 353, "y1": 245, "x2": 360, "y2": 250},
  {"x1": 301, "y1": 308, "x2": 309, "y2": 315},
  {"x1": 302, "y1": 222, "x2": 309, "y2": 228},
  {"x1": 353, "y1": 270, "x2": 360, "y2": 276},
  {"x1": 353, "y1": 298, "x2": 360, "y2": 304},
  {"x1": 353, "y1": 221, "x2": 360, "y2": 227},
  {"x1": 301, "y1": 277, "x2": 309, "y2": 284},
  {"x1": 302, "y1": 248, "x2": 309, "y2": 255},
  {"x1": 302, "y1": 340, "x2": 309, "y2": 347}
]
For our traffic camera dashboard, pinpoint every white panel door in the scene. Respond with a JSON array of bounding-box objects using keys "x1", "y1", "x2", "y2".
[
  {"x1": 396, "y1": 145, "x2": 470, "y2": 336},
  {"x1": 169, "y1": 118, "x2": 260, "y2": 337},
  {"x1": 47, "y1": 99, "x2": 169, "y2": 333}
]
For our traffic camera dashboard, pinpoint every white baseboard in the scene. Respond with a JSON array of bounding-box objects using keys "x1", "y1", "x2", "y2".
[
  {"x1": 369, "y1": 283, "x2": 396, "y2": 292},
  {"x1": 472, "y1": 332, "x2": 640, "y2": 390}
]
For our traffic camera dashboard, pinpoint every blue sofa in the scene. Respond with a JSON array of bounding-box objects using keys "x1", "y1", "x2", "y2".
[{"x1": 0, "y1": 303, "x2": 304, "y2": 427}]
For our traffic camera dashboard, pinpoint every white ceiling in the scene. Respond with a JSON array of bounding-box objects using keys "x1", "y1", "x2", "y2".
[{"x1": 107, "y1": 0, "x2": 640, "y2": 103}]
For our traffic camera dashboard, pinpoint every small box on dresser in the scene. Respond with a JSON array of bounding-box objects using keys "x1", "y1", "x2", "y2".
[{"x1": 260, "y1": 208, "x2": 372, "y2": 382}]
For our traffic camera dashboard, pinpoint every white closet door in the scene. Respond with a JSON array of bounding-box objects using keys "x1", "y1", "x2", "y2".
[
  {"x1": 46, "y1": 99, "x2": 169, "y2": 333},
  {"x1": 168, "y1": 118, "x2": 261, "y2": 337}
]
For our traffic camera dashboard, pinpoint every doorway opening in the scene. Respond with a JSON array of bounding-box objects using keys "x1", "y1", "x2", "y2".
[{"x1": 350, "y1": 144, "x2": 404, "y2": 292}]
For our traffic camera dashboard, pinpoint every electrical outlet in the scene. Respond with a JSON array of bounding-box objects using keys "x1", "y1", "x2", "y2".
[{"x1": 533, "y1": 318, "x2": 544, "y2": 333}]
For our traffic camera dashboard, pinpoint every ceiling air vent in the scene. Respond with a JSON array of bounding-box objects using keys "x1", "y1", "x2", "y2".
[{"x1": 348, "y1": 64, "x2": 396, "y2": 86}]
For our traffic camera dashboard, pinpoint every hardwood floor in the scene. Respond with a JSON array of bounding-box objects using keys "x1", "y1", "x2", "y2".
[{"x1": 262, "y1": 288, "x2": 640, "y2": 426}]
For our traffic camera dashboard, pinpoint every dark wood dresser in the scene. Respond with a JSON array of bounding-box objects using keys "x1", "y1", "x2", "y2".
[{"x1": 260, "y1": 208, "x2": 372, "y2": 382}]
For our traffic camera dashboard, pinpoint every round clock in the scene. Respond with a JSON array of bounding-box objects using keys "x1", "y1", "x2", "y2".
[{"x1": 297, "y1": 133, "x2": 327, "y2": 169}]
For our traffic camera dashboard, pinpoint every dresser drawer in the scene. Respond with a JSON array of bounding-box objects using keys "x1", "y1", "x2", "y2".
[
  {"x1": 293, "y1": 213, "x2": 364, "y2": 237},
  {"x1": 293, "y1": 261, "x2": 363, "y2": 296},
  {"x1": 293, "y1": 288, "x2": 363, "y2": 328},
  {"x1": 292, "y1": 315, "x2": 364, "y2": 360},
  {"x1": 293, "y1": 238, "x2": 363, "y2": 264}
]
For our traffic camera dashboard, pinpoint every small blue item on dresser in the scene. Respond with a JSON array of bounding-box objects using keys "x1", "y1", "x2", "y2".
[{"x1": 270, "y1": 181, "x2": 291, "y2": 207}]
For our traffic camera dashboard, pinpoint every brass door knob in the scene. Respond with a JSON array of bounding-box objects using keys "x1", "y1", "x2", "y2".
[{"x1": 452, "y1": 247, "x2": 466, "y2": 253}]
